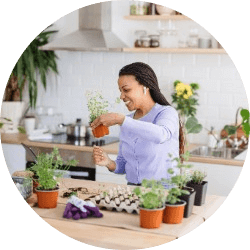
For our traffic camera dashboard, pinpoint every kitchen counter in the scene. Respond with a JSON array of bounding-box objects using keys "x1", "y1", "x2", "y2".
[
  {"x1": 0, "y1": 133, "x2": 245, "y2": 166},
  {"x1": 31, "y1": 178, "x2": 226, "y2": 249}
]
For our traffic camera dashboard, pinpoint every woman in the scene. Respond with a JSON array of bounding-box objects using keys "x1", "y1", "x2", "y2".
[{"x1": 91, "y1": 62, "x2": 185, "y2": 186}]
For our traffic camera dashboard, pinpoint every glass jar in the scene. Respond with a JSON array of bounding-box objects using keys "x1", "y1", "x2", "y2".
[
  {"x1": 149, "y1": 34, "x2": 160, "y2": 48},
  {"x1": 140, "y1": 35, "x2": 151, "y2": 48},
  {"x1": 187, "y1": 28, "x2": 199, "y2": 48},
  {"x1": 137, "y1": 1, "x2": 147, "y2": 15},
  {"x1": 130, "y1": 1, "x2": 138, "y2": 15},
  {"x1": 160, "y1": 29, "x2": 178, "y2": 48},
  {"x1": 134, "y1": 30, "x2": 147, "y2": 47}
]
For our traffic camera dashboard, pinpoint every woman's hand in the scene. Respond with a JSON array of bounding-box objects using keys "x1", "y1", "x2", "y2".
[
  {"x1": 92, "y1": 146, "x2": 110, "y2": 166},
  {"x1": 90, "y1": 113, "x2": 125, "y2": 129}
]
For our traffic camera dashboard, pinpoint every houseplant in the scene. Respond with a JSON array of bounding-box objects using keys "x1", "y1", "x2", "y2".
[
  {"x1": 30, "y1": 147, "x2": 78, "y2": 208},
  {"x1": 221, "y1": 108, "x2": 249, "y2": 148},
  {"x1": 133, "y1": 179, "x2": 166, "y2": 229},
  {"x1": 187, "y1": 170, "x2": 208, "y2": 206},
  {"x1": 1, "y1": 27, "x2": 58, "y2": 132}
]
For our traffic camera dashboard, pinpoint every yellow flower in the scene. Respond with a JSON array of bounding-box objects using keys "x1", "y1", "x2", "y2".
[{"x1": 175, "y1": 82, "x2": 193, "y2": 98}]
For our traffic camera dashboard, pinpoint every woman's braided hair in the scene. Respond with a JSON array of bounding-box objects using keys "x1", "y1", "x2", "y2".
[{"x1": 119, "y1": 62, "x2": 185, "y2": 158}]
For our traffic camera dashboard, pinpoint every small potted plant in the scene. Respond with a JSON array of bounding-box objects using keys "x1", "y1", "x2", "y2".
[
  {"x1": 30, "y1": 147, "x2": 78, "y2": 208},
  {"x1": 163, "y1": 186, "x2": 188, "y2": 224},
  {"x1": 187, "y1": 170, "x2": 208, "y2": 206},
  {"x1": 86, "y1": 91, "x2": 110, "y2": 138},
  {"x1": 163, "y1": 151, "x2": 196, "y2": 218},
  {"x1": 133, "y1": 179, "x2": 166, "y2": 229}
]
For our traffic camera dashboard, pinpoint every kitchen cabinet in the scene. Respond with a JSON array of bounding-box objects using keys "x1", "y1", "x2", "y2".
[{"x1": 1, "y1": 143, "x2": 26, "y2": 175}]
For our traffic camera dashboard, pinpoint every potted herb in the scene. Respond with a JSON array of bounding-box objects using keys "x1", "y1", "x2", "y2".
[
  {"x1": 187, "y1": 170, "x2": 208, "y2": 206},
  {"x1": 163, "y1": 186, "x2": 189, "y2": 224},
  {"x1": 30, "y1": 147, "x2": 78, "y2": 208},
  {"x1": 133, "y1": 179, "x2": 166, "y2": 229},
  {"x1": 163, "y1": 151, "x2": 196, "y2": 218},
  {"x1": 86, "y1": 91, "x2": 110, "y2": 138}
]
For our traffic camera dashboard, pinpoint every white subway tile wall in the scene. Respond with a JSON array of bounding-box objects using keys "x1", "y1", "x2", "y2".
[{"x1": 21, "y1": 51, "x2": 248, "y2": 145}]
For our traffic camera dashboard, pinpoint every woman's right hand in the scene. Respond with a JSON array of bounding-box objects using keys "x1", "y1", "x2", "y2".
[{"x1": 92, "y1": 146, "x2": 110, "y2": 166}]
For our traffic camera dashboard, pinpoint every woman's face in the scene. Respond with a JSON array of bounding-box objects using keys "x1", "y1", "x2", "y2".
[{"x1": 118, "y1": 75, "x2": 145, "y2": 111}]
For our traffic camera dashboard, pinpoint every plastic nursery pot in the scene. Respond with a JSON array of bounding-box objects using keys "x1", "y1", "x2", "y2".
[
  {"x1": 139, "y1": 206, "x2": 165, "y2": 229},
  {"x1": 36, "y1": 188, "x2": 59, "y2": 208},
  {"x1": 179, "y1": 187, "x2": 196, "y2": 218},
  {"x1": 92, "y1": 124, "x2": 109, "y2": 138},
  {"x1": 187, "y1": 181, "x2": 208, "y2": 206},
  {"x1": 163, "y1": 200, "x2": 186, "y2": 224}
]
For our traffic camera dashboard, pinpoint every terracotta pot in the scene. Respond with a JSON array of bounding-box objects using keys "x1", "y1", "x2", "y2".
[
  {"x1": 36, "y1": 188, "x2": 59, "y2": 208},
  {"x1": 139, "y1": 206, "x2": 165, "y2": 229},
  {"x1": 92, "y1": 124, "x2": 109, "y2": 138},
  {"x1": 163, "y1": 200, "x2": 186, "y2": 224}
]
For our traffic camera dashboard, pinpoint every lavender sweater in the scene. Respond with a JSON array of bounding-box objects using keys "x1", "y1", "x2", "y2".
[{"x1": 114, "y1": 103, "x2": 180, "y2": 184}]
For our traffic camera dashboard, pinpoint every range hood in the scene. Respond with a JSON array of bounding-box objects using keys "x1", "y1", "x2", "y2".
[{"x1": 40, "y1": 2, "x2": 128, "y2": 52}]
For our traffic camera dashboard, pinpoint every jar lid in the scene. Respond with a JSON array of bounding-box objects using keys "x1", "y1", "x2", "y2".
[{"x1": 140, "y1": 35, "x2": 151, "y2": 41}]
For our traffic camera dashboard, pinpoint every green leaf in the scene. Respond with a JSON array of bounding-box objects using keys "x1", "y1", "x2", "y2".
[
  {"x1": 18, "y1": 126, "x2": 26, "y2": 134},
  {"x1": 185, "y1": 116, "x2": 203, "y2": 134},
  {"x1": 0, "y1": 123, "x2": 3, "y2": 128},
  {"x1": 223, "y1": 125, "x2": 237, "y2": 136}
]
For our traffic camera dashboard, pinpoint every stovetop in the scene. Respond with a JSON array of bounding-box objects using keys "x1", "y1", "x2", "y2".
[{"x1": 30, "y1": 133, "x2": 119, "y2": 147}]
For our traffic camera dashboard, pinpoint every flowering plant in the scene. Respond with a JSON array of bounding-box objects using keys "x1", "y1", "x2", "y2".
[
  {"x1": 86, "y1": 91, "x2": 110, "y2": 123},
  {"x1": 171, "y1": 80, "x2": 200, "y2": 118}
]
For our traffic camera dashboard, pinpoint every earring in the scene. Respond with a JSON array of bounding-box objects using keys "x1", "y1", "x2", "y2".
[{"x1": 143, "y1": 87, "x2": 147, "y2": 95}]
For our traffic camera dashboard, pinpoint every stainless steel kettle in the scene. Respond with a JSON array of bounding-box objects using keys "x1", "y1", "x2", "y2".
[{"x1": 59, "y1": 119, "x2": 87, "y2": 138}]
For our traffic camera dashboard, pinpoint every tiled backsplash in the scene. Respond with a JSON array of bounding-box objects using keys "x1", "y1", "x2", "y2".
[
  {"x1": 21, "y1": 1, "x2": 248, "y2": 145},
  {"x1": 22, "y1": 51, "x2": 248, "y2": 144}
]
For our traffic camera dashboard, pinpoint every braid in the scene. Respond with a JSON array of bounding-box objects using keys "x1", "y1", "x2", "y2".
[{"x1": 119, "y1": 62, "x2": 185, "y2": 159}]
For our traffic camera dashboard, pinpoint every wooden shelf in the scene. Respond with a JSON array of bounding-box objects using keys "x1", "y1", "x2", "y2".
[
  {"x1": 124, "y1": 15, "x2": 190, "y2": 21},
  {"x1": 123, "y1": 48, "x2": 226, "y2": 54}
]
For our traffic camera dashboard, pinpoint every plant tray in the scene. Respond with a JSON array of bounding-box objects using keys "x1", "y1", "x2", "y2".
[{"x1": 88, "y1": 186, "x2": 140, "y2": 214}]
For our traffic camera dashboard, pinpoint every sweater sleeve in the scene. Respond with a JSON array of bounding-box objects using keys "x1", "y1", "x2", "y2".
[
  {"x1": 120, "y1": 107, "x2": 179, "y2": 144},
  {"x1": 114, "y1": 141, "x2": 126, "y2": 174}
]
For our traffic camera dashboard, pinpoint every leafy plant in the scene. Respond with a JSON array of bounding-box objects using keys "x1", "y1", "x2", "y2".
[
  {"x1": 166, "y1": 187, "x2": 189, "y2": 204},
  {"x1": 133, "y1": 179, "x2": 166, "y2": 209},
  {"x1": 30, "y1": 147, "x2": 78, "y2": 190},
  {"x1": 223, "y1": 108, "x2": 249, "y2": 138},
  {"x1": 190, "y1": 170, "x2": 207, "y2": 185},
  {"x1": 0, "y1": 117, "x2": 26, "y2": 133},
  {"x1": 185, "y1": 116, "x2": 203, "y2": 134},
  {"x1": 4, "y1": 26, "x2": 58, "y2": 108}
]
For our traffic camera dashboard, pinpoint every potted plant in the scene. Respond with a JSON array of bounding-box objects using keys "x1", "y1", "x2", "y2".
[
  {"x1": 30, "y1": 147, "x2": 78, "y2": 208},
  {"x1": 163, "y1": 151, "x2": 196, "y2": 218},
  {"x1": 133, "y1": 179, "x2": 166, "y2": 229},
  {"x1": 86, "y1": 91, "x2": 122, "y2": 138},
  {"x1": 163, "y1": 186, "x2": 188, "y2": 224},
  {"x1": 86, "y1": 90, "x2": 109, "y2": 138},
  {"x1": 187, "y1": 170, "x2": 208, "y2": 206},
  {"x1": 1, "y1": 26, "x2": 58, "y2": 133}
]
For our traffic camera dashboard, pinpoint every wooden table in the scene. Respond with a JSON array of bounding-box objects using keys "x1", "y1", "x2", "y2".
[{"x1": 32, "y1": 179, "x2": 226, "y2": 249}]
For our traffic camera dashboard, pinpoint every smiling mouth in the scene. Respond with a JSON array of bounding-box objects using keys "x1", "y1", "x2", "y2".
[{"x1": 124, "y1": 101, "x2": 130, "y2": 106}]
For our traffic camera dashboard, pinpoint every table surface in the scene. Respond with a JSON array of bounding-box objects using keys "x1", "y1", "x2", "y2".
[{"x1": 32, "y1": 179, "x2": 226, "y2": 249}]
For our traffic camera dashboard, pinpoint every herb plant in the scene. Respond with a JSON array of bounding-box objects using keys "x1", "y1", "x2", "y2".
[
  {"x1": 133, "y1": 179, "x2": 166, "y2": 209},
  {"x1": 30, "y1": 147, "x2": 78, "y2": 190},
  {"x1": 190, "y1": 170, "x2": 207, "y2": 185},
  {"x1": 166, "y1": 187, "x2": 189, "y2": 205},
  {"x1": 86, "y1": 91, "x2": 110, "y2": 123}
]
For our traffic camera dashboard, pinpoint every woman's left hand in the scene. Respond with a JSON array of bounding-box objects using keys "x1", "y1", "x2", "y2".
[{"x1": 90, "y1": 113, "x2": 125, "y2": 129}]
